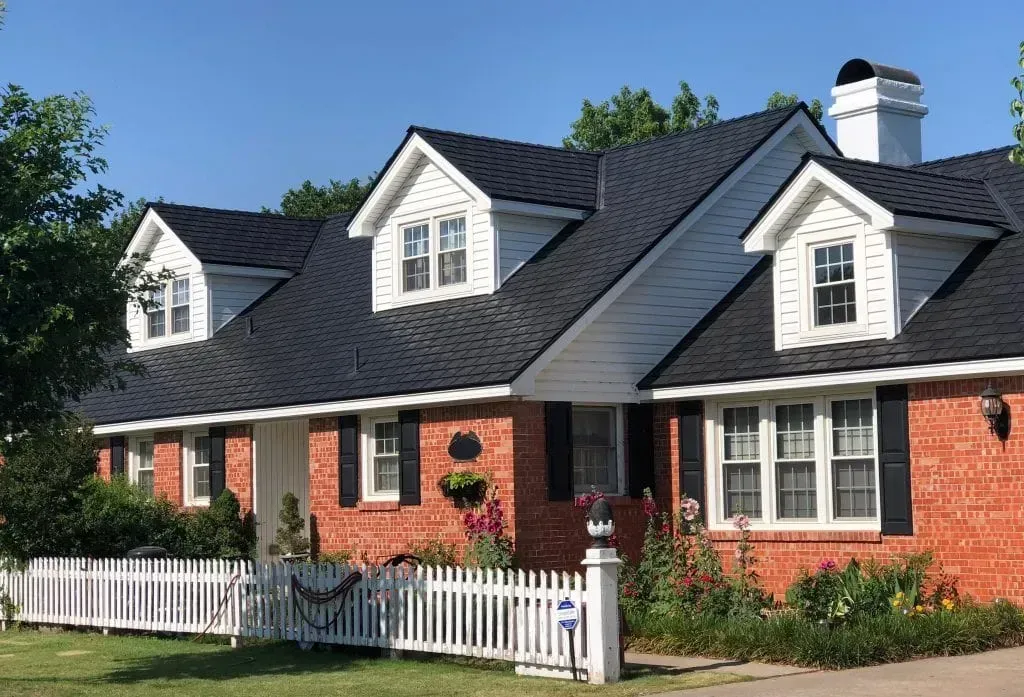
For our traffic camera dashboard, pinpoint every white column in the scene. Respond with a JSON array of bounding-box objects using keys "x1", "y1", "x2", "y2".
[{"x1": 581, "y1": 547, "x2": 621, "y2": 684}]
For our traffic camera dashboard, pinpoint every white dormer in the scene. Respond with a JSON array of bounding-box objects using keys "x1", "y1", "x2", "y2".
[{"x1": 348, "y1": 132, "x2": 586, "y2": 312}]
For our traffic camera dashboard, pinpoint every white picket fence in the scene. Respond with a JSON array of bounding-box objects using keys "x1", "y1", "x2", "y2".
[{"x1": 0, "y1": 557, "x2": 589, "y2": 677}]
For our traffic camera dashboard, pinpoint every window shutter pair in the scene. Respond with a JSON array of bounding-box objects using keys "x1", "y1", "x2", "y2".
[
  {"x1": 109, "y1": 436, "x2": 126, "y2": 477},
  {"x1": 209, "y1": 427, "x2": 226, "y2": 501},
  {"x1": 338, "y1": 411, "x2": 421, "y2": 507},
  {"x1": 543, "y1": 402, "x2": 656, "y2": 501}
]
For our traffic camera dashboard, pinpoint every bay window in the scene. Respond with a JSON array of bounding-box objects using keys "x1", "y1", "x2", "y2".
[{"x1": 711, "y1": 395, "x2": 879, "y2": 528}]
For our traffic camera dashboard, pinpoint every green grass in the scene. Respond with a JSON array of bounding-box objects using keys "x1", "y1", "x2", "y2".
[
  {"x1": 627, "y1": 602, "x2": 1024, "y2": 670},
  {"x1": 0, "y1": 629, "x2": 747, "y2": 696}
]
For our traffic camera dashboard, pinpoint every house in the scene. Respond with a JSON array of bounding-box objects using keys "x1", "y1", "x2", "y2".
[{"x1": 81, "y1": 58, "x2": 1024, "y2": 601}]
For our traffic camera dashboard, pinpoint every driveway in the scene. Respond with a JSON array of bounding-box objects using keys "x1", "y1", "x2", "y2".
[{"x1": 652, "y1": 647, "x2": 1024, "y2": 697}]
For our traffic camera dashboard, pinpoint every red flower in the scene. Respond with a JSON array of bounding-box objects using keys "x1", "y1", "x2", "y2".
[{"x1": 699, "y1": 573, "x2": 713, "y2": 584}]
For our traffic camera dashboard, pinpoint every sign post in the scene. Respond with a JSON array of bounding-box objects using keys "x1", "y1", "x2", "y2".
[{"x1": 555, "y1": 598, "x2": 580, "y2": 681}]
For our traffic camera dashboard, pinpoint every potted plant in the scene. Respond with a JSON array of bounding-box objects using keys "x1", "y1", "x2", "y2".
[
  {"x1": 438, "y1": 471, "x2": 488, "y2": 508},
  {"x1": 274, "y1": 492, "x2": 310, "y2": 561}
]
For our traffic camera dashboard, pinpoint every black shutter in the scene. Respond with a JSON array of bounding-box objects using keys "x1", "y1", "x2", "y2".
[
  {"x1": 209, "y1": 427, "x2": 226, "y2": 501},
  {"x1": 109, "y1": 436, "x2": 125, "y2": 477},
  {"x1": 339, "y1": 415, "x2": 359, "y2": 508},
  {"x1": 678, "y1": 401, "x2": 705, "y2": 513},
  {"x1": 545, "y1": 402, "x2": 574, "y2": 501},
  {"x1": 398, "y1": 410, "x2": 421, "y2": 506},
  {"x1": 877, "y1": 385, "x2": 913, "y2": 535},
  {"x1": 627, "y1": 403, "x2": 655, "y2": 497}
]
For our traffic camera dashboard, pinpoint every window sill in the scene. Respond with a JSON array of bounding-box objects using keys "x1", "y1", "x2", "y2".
[
  {"x1": 706, "y1": 529, "x2": 882, "y2": 543},
  {"x1": 357, "y1": 500, "x2": 400, "y2": 512}
]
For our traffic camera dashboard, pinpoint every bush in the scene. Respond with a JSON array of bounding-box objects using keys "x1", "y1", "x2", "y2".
[
  {"x1": 78, "y1": 475, "x2": 187, "y2": 556},
  {"x1": 274, "y1": 492, "x2": 309, "y2": 556},
  {"x1": 183, "y1": 490, "x2": 258, "y2": 560},
  {"x1": 463, "y1": 486, "x2": 514, "y2": 569},
  {"x1": 627, "y1": 601, "x2": 1024, "y2": 669},
  {"x1": 316, "y1": 550, "x2": 354, "y2": 565},
  {"x1": 409, "y1": 536, "x2": 459, "y2": 567}
]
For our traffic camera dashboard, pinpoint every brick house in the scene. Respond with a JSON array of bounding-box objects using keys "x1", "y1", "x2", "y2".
[{"x1": 81, "y1": 59, "x2": 1024, "y2": 601}]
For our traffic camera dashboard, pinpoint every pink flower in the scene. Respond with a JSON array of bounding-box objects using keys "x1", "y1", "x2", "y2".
[
  {"x1": 661, "y1": 522, "x2": 670, "y2": 534},
  {"x1": 642, "y1": 496, "x2": 657, "y2": 518},
  {"x1": 731, "y1": 514, "x2": 750, "y2": 531},
  {"x1": 680, "y1": 497, "x2": 700, "y2": 522},
  {"x1": 818, "y1": 559, "x2": 837, "y2": 572},
  {"x1": 682, "y1": 575, "x2": 694, "y2": 587},
  {"x1": 734, "y1": 547, "x2": 744, "y2": 562}
]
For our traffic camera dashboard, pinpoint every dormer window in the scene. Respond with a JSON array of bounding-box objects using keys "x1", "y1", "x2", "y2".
[
  {"x1": 812, "y1": 242, "x2": 856, "y2": 326},
  {"x1": 402, "y1": 224, "x2": 431, "y2": 291},
  {"x1": 146, "y1": 277, "x2": 190, "y2": 340},
  {"x1": 398, "y1": 212, "x2": 470, "y2": 296},
  {"x1": 438, "y1": 216, "x2": 467, "y2": 286}
]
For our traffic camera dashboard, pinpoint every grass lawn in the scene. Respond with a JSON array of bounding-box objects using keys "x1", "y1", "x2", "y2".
[{"x1": 0, "y1": 629, "x2": 747, "y2": 697}]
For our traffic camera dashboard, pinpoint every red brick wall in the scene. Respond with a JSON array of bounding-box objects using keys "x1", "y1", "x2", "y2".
[
  {"x1": 153, "y1": 431, "x2": 183, "y2": 506},
  {"x1": 96, "y1": 440, "x2": 111, "y2": 480},
  {"x1": 657, "y1": 378, "x2": 1024, "y2": 603},
  {"x1": 226, "y1": 425, "x2": 254, "y2": 513}
]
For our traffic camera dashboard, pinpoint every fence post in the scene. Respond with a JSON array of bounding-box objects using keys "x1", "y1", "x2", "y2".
[{"x1": 581, "y1": 546, "x2": 621, "y2": 685}]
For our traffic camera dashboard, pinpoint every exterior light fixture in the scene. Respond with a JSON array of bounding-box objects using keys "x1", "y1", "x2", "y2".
[
  {"x1": 981, "y1": 383, "x2": 1009, "y2": 439},
  {"x1": 586, "y1": 498, "x2": 615, "y2": 548}
]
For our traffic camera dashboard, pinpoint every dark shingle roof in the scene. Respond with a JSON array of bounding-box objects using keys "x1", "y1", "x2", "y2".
[
  {"x1": 149, "y1": 203, "x2": 324, "y2": 272},
  {"x1": 642, "y1": 148, "x2": 1024, "y2": 390},
  {"x1": 808, "y1": 154, "x2": 1013, "y2": 229},
  {"x1": 411, "y1": 127, "x2": 601, "y2": 209},
  {"x1": 79, "y1": 106, "x2": 805, "y2": 424}
]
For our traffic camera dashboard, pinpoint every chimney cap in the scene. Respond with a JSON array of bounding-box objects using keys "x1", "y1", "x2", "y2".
[{"x1": 836, "y1": 59, "x2": 921, "y2": 87}]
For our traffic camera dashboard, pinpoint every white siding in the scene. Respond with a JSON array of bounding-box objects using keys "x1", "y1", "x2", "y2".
[
  {"x1": 533, "y1": 132, "x2": 810, "y2": 401},
  {"x1": 208, "y1": 274, "x2": 279, "y2": 332},
  {"x1": 253, "y1": 419, "x2": 310, "y2": 560},
  {"x1": 127, "y1": 227, "x2": 206, "y2": 349},
  {"x1": 372, "y1": 154, "x2": 491, "y2": 311},
  {"x1": 775, "y1": 187, "x2": 891, "y2": 349},
  {"x1": 895, "y1": 233, "x2": 975, "y2": 326},
  {"x1": 496, "y1": 213, "x2": 567, "y2": 282}
]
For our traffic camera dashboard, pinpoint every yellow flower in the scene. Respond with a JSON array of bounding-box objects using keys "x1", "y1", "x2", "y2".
[
  {"x1": 892, "y1": 600, "x2": 901, "y2": 607},
  {"x1": 915, "y1": 605, "x2": 924, "y2": 612},
  {"x1": 895, "y1": 592, "x2": 905, "y2": 599}
]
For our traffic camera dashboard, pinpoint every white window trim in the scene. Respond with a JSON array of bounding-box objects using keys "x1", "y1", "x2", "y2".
[
  {"x1": 361, "y1": 413, "x2": 400, "y2": 502},
  {"x1": 795, "y1": 224, "x2": 870, "y2": 343},
  {"x1": 183, "y1": 430, "x2": 211, "y2": 508},
  {"x1": 126, "y1": 434, "x2": 155, "y2": 490},
  {"x1": 390, "y1": 206, "x2": 474, "y2": 307},
  {"x1": 705, "y1": 391, "x2": 881, "y2": 532},
  {"x1": 572, "y1": 403, "x2": 626, "y2": 496},
  {"x1": 143, "y1": 275, "x2": 194, "y2": 345}
]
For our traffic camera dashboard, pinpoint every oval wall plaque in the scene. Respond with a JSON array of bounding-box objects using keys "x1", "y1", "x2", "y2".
[{"x1": 448, "y1": 431, "x2": 483, "y2": 461}]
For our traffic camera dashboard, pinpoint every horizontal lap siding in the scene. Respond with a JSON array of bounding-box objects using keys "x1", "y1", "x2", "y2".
[
  {"x1": 532, "y1": 133, "x2": 808, "y2": 402},
  {"x1": 208, "y1": 275, "x2": 278, "y2": 332},
  {"x1": 496, "y1": 214, "x2": 567, "y2": 282},
  {"x1": 129, "y1": 229, "x2": 206, "y2": 345},
  {"x1": 895, "y1": 233, "x2": 975, "y2": 326}
]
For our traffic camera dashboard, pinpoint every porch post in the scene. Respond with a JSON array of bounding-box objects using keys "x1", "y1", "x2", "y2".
[{"x1": 581, "y1": 547, "x2": 621, "y2": 684}]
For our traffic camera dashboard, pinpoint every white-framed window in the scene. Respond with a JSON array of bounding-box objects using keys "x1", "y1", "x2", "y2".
[
  {"x1": 128, "y1": 436, "x2": 155, "y2": 497},
  {"x1": 572, "y1": 404, "x2": 624, "y2": 495},
  {"x1": 395, "y1": 210, "x2": 470, "y2": 296},
  {"x1": 146, "y1": 277, "x2": 190, "y2": 340},
  {"x1": 812, "y1": 242, "x2": 856, "y2": 327},
  {"x1": 707, "y1": 393, "x2": 879, "y2": 530},
  {"x1": 362, "y1": 415, "x2": 400, "y2": 500},
  {"x1": 185, "y1": 432, "x2": 211, "y2": 506}
]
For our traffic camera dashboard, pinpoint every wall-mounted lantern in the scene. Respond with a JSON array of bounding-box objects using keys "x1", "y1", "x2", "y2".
[{"x1": 981, "y1": 383, "x2": 1009, "y2": 439}]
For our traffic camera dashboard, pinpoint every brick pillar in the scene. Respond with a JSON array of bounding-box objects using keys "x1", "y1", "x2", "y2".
[
  {"x1": 226, "y1": 425, "x2": 254, "y2": 513},
  {"x1": 153, "y1": 431, "x2": 183, "y2": 506},
  {"x1": 96, "y1": 440, "x2": 112, "y2": 481}
]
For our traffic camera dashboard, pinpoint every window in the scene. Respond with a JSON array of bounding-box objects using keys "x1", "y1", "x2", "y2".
[
  {"x1": 774, "y1": 404, "x2": 816, "y2": 519},
  {"x1": 189, "y1": 434, "x2": 211, "y2": 504},
  {"x1": 396, "y1": 212, "x2": 470, "y2": 295},
  {"x1": 371, "y1": 419, "x2": 400, "y2": 496},
  {"x1": 830, "y1": 399, "x2": 876, "y2": 518},
  {"x1": 812, "y1": 242, "x2": 856, "y2": 326},
  {"x1": 710, "y1": 395, "x2": 879, "y2": 529},
  {"x1": 402, "y1": 224, "x2": 430, "y2": 292},
  {"x1": 722, "y1": 406, "x2": 762, "y2": 518},
  {"x1": 572, "y1": 406, "x2": 620, "y2": 494},
  {"x1": 145, "y1": 277, "x2": 190, "y2": 340},
  {"x1": 438, "y1": 216, "x2": 467, "y2": 286},
  {"x1": 136, "y1": 439, "x2": 154, "y2": 496}
]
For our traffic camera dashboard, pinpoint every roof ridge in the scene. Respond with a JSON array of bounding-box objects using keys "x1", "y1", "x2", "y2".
[
  {"x1": 810, "y1": 153, "x2": 988, "y2": 184},
  {"x1": 915, "y1": 145, "x2": 1015, "y2": 168},
  {"x1": 409, "y1": 125, "x2": 600, "y2": 157},
  {"x1": 149, "y1": 201, "x2": 327, "y2": 222}
]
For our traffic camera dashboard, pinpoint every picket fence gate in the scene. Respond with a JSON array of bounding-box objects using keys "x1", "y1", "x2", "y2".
[{"x1": 0, "y1": 557, "x2": 588, "y2": 677}]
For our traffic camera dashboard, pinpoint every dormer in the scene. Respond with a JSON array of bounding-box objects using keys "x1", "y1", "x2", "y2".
[
  {"x1": 347, "y1": 127, "x2": 597, "y2": 311},
  {"x1": 742, "y1": 155, "x2": 1011, "y2": 350},
  {"x1": 123, "y1": 204, "x2": 321, "y2": 351}
]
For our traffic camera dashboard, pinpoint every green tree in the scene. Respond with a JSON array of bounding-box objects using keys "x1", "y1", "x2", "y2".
[
  {"x1": 108, "y1": 196, "x2": 153, "y2": 248},
  {"x1": 0, "y1": 85, "x2": 161, "y2": 440},
  {"x1": 1011, "y1": 40, "x2": 1024, "y2": 165},
  {"x1": 765, "y1": 91, "x2": 824, "y2": 123},
  {"x1": 267, "y1": 176, "x2": 375, "y2": 218}
]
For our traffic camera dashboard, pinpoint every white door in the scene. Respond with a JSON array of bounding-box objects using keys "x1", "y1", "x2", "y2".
[{"x1": 253, "y1": 419, "x2": 310, "y2": 559}]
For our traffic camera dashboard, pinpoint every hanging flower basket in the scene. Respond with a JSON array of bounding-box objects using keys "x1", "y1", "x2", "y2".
[{"x1": 438, "y1": 471, "x2": 488, "y2": 508}]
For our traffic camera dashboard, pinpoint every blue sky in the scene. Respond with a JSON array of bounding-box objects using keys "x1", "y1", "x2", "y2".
[{"x1": 1, "y1": 1, "x2": 1020, "y2": 212}]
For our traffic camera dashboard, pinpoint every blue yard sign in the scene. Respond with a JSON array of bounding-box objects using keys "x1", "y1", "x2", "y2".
[{"x1": 555, "y1": 599, "x2": 579, "y2": 631}]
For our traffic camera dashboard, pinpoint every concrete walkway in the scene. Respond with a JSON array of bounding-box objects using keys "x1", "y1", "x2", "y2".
[
  {"x1": 646, "y1": 646, "x2": 1024, "y2": 697},
  {"x1": 626, "y1": 651, "x2": 813, "y2": 679}
]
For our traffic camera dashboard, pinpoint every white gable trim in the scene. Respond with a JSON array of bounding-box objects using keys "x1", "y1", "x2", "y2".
[
  {"x1": 743, "y1": 161, "x2": 894, "y2": 254},
  {"x1": 348, "y1": 133, "x2": 491, "y2": 238},
  {"x1": 92, "y1": 384, "x2": 516, "y2": 435},
  {"x1": 122, "y1": 209, "x2": 202, "y2": 268},
  {"x1": 643, "y1": 355, "x2": 1024, "y2": 401},
  {"x1": 510, "y1": 111, "x2": 836, "y2": 394}
]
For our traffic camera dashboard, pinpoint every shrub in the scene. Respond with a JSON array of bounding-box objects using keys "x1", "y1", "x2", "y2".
[
  {"x1": 409, "y1": 536, "x2": 459, "y2": 567},
  {"x1": 183, "y1": 490, "x2": 258, "y2": 560},
  {"x1": 463, "y1": 486, "x2": 514, "y2": 569},
  {"x1": 316, "y1": 550, "x2": 354, "y2": 565},
  {"x1": 78, "y1": 475, "x2": 187, "y2": 556},
  {"x1": 274, "y1": 492, "x2": 309, "y2": 556}
]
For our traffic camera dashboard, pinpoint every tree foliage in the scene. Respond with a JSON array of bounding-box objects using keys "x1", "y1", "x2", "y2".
[
  {"x1": 564, "y1": 82, "x2": 823, "y2": 150},
  {"x1": 107, "y1": 196, "x2": 153, "y2": 248},
  {"x1": 0, "y1": 85, "x2": 160, "y2": 440},
  {"x1": 268, "y1": 176, "x2": 374, "y2": 218},
  {"x1": 1012, "y1": 40, "x2": 1024, "y2": 166}
]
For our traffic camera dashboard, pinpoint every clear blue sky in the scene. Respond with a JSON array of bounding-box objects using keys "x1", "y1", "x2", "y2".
[{"x1": 1, "y1": 0, "x2": 1019, "y2": 212}]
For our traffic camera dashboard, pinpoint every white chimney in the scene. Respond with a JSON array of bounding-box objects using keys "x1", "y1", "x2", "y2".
[{"x1": 828, "y1": 59, "x2": 928, "y2": 165}]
